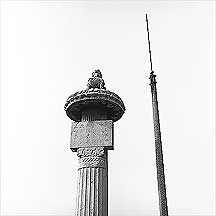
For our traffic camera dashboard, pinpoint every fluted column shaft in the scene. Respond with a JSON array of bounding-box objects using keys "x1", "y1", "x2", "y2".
[{"x1": 76, "y1": 147, "x2": 108, "y2": 216}]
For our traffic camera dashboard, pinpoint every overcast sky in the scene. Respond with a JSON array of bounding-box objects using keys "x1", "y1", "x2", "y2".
[{"x1": 1, "y1": 1, "x2": 215, "y2": 216}]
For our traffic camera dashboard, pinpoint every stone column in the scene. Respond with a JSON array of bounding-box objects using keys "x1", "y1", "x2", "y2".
[
  {"x1": 76, "y1": 147, "x2": 108, "y2": 216},
  {"x1": 75, "y1": 109, "x2": 108, "y2": 216},
  {"x1": 64, "y1": 70, "x2": 125, "y2": 216}
]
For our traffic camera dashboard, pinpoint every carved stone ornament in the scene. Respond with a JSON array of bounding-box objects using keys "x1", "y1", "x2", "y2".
[
  {"x1": 77, "y1": 147, "x2": 106, "y2": 158},
  {"x1": 78, "y1": 156, "x2": 107, "y2": 169},
  {"x1": 87, "y1": 69, "x2": 106, "y2": 90},
  {"x1": 77, "y1": 147, "x2": 107, "y2": 169},
  {"x1": 64, "y1": 70, "x2": 125, "y2": 122}
]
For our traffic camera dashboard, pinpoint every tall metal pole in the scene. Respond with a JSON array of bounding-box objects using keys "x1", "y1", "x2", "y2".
[{"x1": 146, "y1": 14, "x2": 169, "y2": 216}]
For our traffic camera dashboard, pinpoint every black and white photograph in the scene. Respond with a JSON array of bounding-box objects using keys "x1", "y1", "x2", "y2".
[{"x1": 0, "y1": 1, "x2": 215, "y2": 216}]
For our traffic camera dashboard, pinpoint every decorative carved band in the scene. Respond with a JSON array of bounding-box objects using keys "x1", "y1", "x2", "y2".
[
  {"x1": 64, "y1": 85, "x2": 125, "y2": 122},
  {"x1": 77, "y1": 147, "x2": 106, "y2": 158},
  {"x1": 78, "y1": 156, "x2": 107, "y2": 169}
]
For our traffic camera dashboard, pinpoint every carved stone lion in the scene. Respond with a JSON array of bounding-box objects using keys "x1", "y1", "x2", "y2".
[{"x1": 87, "y1": 70, "x2": 106, "y2": 90}]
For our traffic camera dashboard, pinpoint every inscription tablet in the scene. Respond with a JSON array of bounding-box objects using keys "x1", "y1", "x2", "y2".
[{"x1": 70, "y1": 120, "x2": 113, "y2": 151}]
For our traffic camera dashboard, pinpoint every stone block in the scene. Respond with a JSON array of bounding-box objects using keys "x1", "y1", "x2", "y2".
[{"x1": 70, "y1": 120, "x2": 113, "y2": 151}]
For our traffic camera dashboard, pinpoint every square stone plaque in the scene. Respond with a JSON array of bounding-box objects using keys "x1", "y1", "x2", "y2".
[{"x1": 70, "y1": 120, "x2": 113, "y2": 151}]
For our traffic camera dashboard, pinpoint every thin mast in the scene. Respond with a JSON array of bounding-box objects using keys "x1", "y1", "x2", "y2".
[
  {"x1": 146, "y1": 14, "x2": 169, "y2": 216},
  {"x1": 146, "y1": 14, "x2": 153, "y2": 73}
]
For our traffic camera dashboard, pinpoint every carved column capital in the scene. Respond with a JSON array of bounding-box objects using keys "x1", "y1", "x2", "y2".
[
  {"x1": 77, "y1": 147, "x2": 107, "y2": 169},
  {"x1": 77, "y1": 147, "x2": 106, "y2": 158},
  {"x1": 78, "y1": 157, "x2": 107, "y2": 169}
]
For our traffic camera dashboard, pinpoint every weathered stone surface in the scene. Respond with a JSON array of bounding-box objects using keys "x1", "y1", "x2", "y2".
[
  {"x1": 76, "y1": 147, "x2": 108, "y2": 216},
  {"x1": 87, "y1": 69, "x2": 106, "y2": 90},
  {"x1": 76, "y1": 167, "x2": 108, "y2": 216},
  {"x1": 70, "y1": 120, "x2": 113, "y2": 151},
  {"x1": 78, "y1": 157, "x2": 107, "y2": 169},
  {"x1": 64, "y1": 88, "x2": 125, "y2": 122},
  {"x1": 77, "y1": 147, "x2": 106, "y2": 158},
  {"x1": 64, "y1": 70, "x2": 125, "y2": 122}
]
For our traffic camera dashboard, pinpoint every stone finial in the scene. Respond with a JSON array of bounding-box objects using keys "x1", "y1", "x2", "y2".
[
  {"x1": 93, "y1": 69, "x2": 102, "y2": 78},
  {"x1": 87, "y1": 69, "x2": 106, "y2": 90}
]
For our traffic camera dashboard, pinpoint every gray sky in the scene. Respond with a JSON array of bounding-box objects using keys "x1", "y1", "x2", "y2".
[{"x1": 1, "y1": 1, "x2": 215, "y2": 216}]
